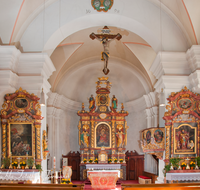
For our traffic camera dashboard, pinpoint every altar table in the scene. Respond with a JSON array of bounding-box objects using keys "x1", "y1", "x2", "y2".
[
  {"x1": 88, "y1": 171, "x2": 118, "y2": 189},
  {"x1": 166, "y1": 170, "x2": 200, "y2": 182},
  {"x1": 0, "y1": 169, "x2": 40, "y2": 183},
  {"x1": 80, "y1": 163, "x2": 126, "y2": 180},
  {"x1": 87, "y1": 170, "x2": 120, "y2": 177}
]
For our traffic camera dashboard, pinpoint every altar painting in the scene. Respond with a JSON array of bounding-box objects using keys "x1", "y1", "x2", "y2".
[
  {"x1": 96, "y1": 123, "x2": 110, "y2": 148},
  {"x1": 174, "y1": 124, "x2": 196, "y2": 154},
  {"x1": 10, "y1": 123, "x2": 33, "y2": 156}
]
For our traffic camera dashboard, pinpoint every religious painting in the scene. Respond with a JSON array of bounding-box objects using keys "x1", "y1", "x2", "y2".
[
  {"x1": 154, "y1": 129, "x2": 163, "y2": 143},
  {"x1": 95, "y1": 123, "x2": 110, "y2": 148},
  {"x1": 14, "y1": 98, "x2": 28, "y2": 108},
  {"x1": 178, "y1": 98, "x2": 192, "y2": 110},
  {"x1": 100, "y1": 95, "x2": 107, "y2": 104},
  {"x1": 9, "y1": 123, "x2": 33, "y2": 157},
  {"x1": 174, "y1": 124, "x2": 196, "y2": 154},
  {"x1": 146, "y1": 130, "x2": 151, "y2": 144}
]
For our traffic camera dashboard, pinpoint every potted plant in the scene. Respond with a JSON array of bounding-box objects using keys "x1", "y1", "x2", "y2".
[
  {"x1": 119, "y1": 159, "x2": 123, "y2": 163},
  {"x1": 61, "y1": 178, "x2": 72, "y2": 184},
  {"x1": 20, "y1": 161, "x2": 26, "y2": 169},
  {"x1": 108, "y1": 158, "x2": 112, "y2": 163},
  {"x1": 169, "y1": 157, "x2": 181, "y2": 170},
  {"x1": 89, "y1": 159, "x2": 93, "y2": 163},
  {"x1": 190, "y1": 161, "x2": 195, "y2": 170},
  {"x1": 94, "y1": 158, "x2": 98, "y2": 164},
  {"x1": 162, "y1": 164, "x2": 171, "y2": 177},
  {"x1": 2, "y1": 157, "x2": 10, "y2": 169},
  {"x1": 36, "y1": 164, "x2": 42, "y2": 171},
  {"x1": 114, "y1": 158, "x2": 117, "y2": 163},
  {"x1": 83, "y1": 158, "x2": 87, "y2": 164},
  {"x1": 195, "y1": 157, "x2": 200, "y2": 169},
  {"x1": 12, "y1": 161, "x2": 18, "y2": 169},
  {"x1": 181, "y1": 162, "x2": 186, "y2": 170},
  {"x1": 27, "y1": 157, "x2": 34, "y2": 169}
]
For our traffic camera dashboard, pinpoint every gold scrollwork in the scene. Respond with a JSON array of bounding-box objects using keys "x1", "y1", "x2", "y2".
[
  {"x1": 91, "y1": 121, "x2": 95, "y2": 148},
  {"x1": 42, "y1": 130, "x2": 48, "y2": 160},
  {"x1": 165, "y1": 125, "x2": 171, "y2": 160}
]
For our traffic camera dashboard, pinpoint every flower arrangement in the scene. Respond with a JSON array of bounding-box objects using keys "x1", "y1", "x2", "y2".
[
  {"x1": 119, "y1": 159, "x2": 123, "y2": 163},
  {"x1": 181, "y1": 162, "x2": 186, "y2": 168},
  {"x1": 114, "y1": 158, "x2": 117, "y2": 163},
  {"x1": 20, "y1": 161, "x2": 26, "y2": 168},
  {"x1": 83, "y1": 158, "x2": 87, "y2": 163},
  {"x1": 190, "y1": 161, "x2": 195, "y2": 168},
  {"x1": 89, "y1": 159, "x2": 93, "y2": 163},
  {"x1": 12, "y1": 161, "x2": 18, "y2": 168},
  {"x1": 108, "y1": 158, "x2": 112, "y2": 163},
  {"x1": 94, "y1": 158, "x2": 98, "y2": 163},
  {"x1": 61, "y1": 178, "x2": 72, "y2": 184}
]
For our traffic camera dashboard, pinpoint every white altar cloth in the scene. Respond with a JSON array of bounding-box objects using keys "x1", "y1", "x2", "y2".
[
  {"x1": 0, "y1": 170, "x2": 40, "y2": 183},
  {"x1": 87, "y1": 170, "x2": 120, "y2": 177},
  {"x1": 86, "y1": 164, "x2": 121, "y2": 170},
  {"x1": 166, "y1": 172, "x2": 200, "y2": 181}
]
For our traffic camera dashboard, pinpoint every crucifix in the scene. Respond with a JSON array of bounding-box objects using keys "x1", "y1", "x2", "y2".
[{"x1": 90, "y1": 26, "x2": 122, "y2": 75}]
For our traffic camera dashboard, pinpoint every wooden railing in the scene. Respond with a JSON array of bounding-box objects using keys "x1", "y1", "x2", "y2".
[{"x1": 143, "y1": 171, "x2": 158, "y2": 183}]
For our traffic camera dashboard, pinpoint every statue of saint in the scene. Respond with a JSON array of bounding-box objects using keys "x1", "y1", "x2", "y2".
[
  {"x1": 116, "y1": 128, "x2": 125, "y2": 148},
  {"x1": 89, "y1": 95, "x2": 95, "y2": 111},
  {"x1": 81, "y1": 130, "x2": 90, "y2": 148},
  {"x1": 90, "y1": 33, "x2": 121, "y2": 75},
  {"x1": 112, "y1": 95, "x2": 118, "y2": 110}
]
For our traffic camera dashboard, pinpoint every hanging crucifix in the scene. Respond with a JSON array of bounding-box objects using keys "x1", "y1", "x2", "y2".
[{"x1": 90, "y1": 26, "x2": 122, "y2": 75}]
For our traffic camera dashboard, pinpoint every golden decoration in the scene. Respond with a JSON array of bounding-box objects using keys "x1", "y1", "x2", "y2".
[
  {"x1": 42, "y1": 130, "x2": 48, "y2": 160},
  {"x1": 99, "y1": 106, "x2": 107, "y2": 112},
  {"x1": 91, "y1": 120, "x2": 95, "y2": 148},
  {"x1": 78, "y1": 121, "x2": 81, "y2": 145},
  {"x1": 2, "y1": 124, "x2": 6, "y2": 157},
  {"x1": 111, "y1": 120, "x2": 116, "y2": 148},
  {"x1": 98, "y1": 77, "x2": 108, "y2": 81},
  {"x1": 165, "y1": 125, "x2": 171, "y2": 160}
]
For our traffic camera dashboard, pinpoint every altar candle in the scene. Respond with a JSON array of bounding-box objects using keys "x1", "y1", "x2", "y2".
[{"x1": 53, "y1": 156, "x2": 56, "y2": 169}]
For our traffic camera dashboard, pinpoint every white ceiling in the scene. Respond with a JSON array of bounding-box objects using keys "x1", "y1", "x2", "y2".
[{"x1": 0, "y1": 0, "x2": 199, "y2": 103}]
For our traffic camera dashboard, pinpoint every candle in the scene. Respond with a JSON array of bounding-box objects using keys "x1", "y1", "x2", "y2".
[{"x1": 54, "y1": 156, "x2": 56, "y2": 169}]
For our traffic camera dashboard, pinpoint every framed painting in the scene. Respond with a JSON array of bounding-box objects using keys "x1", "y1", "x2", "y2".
[
  {"x1": 95, "y1": 123, "x2": 111, "y2": 148},
  {"x1": 9, "y1": 123, "x2": 34, "y2": 157},
  {"x1": 174, "y1": 123, "x2": 196, "y2": 154}
]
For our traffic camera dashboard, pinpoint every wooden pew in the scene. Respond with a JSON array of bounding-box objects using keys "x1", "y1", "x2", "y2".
[
  {"x1": 122, "y1": 182, "x2": 200, "y2": 190},
  {"x1": 0, "y1": 183, "x2": 84, "y2": 190}
]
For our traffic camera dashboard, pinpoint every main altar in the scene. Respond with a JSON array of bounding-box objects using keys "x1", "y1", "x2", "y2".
[{"x1": 77, "y1": 77, "x2": 129, "y2": 180}]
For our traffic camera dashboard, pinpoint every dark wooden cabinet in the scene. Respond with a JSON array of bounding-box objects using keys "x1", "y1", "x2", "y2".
[
  {"x1": 63, "y1": 151, "x2": 80, "y2": 180},
  {"x1": 126, "y1": 150, "x2": 144, "y2": 180}
]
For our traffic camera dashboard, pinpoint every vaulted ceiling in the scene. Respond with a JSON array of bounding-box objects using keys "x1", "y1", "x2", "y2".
[{"x1": 1, "y1": 0, "x2": 199, "y2": 104}]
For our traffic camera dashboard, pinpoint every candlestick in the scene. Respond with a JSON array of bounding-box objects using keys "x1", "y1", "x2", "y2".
[
  {"x1": 87, "y1": 152, "x2": 89, "y2": 163},
  {"x1": 9, "y1": 152, "x2": 12, "y2": 169},
  {"x1": 117, "y1": 152, "x2": 120, "y2": 163},
  {"x1": 123, "y1": 151, "x2": 126, "y2": 163}
]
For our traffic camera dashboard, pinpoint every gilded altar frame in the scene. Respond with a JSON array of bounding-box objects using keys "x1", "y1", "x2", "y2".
[
  {"x1": 0, "y1": 88, "x2": 43, "y2": 164},
  {"x1": 163, "y1": 87, "x2": 200, "y2": 160},
  {"x1": 8, "y1": 122, "x2": 35, "y2": 158},
  {"x1": 173, "y1": 123, "x2": 197, "y2": 155}
]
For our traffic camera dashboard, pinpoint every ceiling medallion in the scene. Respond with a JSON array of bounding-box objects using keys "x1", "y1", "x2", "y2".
[{"x1": 92, "y1": 0, "x2": 113, "y2": 12}]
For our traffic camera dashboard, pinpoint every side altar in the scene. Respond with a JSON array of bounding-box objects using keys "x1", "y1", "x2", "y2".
[{"x1": 77, "y1": 77, "x2": 129, "y2": 180}]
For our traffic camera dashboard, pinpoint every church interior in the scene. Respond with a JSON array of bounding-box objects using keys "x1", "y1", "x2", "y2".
[{"x1": 1, "y1": 0, "x2": 200, "y2": 189}]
